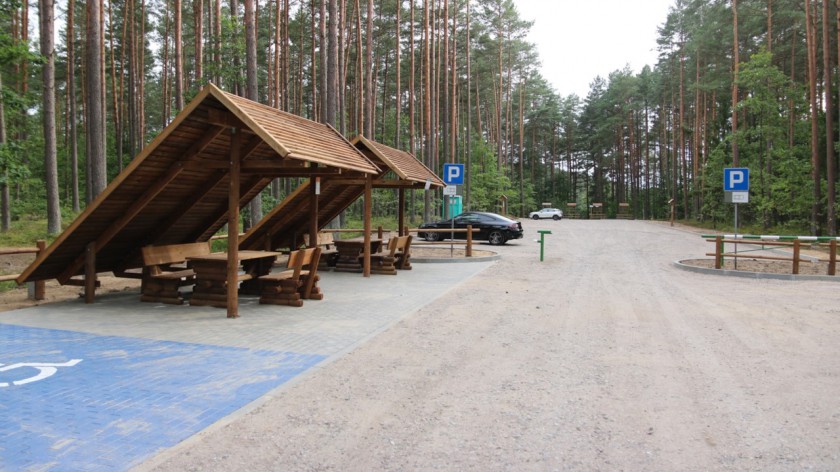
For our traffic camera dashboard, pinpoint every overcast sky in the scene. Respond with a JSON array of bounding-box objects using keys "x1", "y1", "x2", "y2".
[{"x1": 514, "y1": 0, "x2": 675, "y2": 98}]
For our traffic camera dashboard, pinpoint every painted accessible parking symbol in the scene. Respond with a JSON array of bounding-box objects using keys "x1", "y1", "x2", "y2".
[
  {"x1": 0, "y1": 323, "x2": 325, "y2": 471},
  {"x1": 0, "y1": 359, "x2": 82, "y2": 387}
]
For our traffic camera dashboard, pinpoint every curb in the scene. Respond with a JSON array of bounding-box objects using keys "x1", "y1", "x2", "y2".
[
  {"x1": 412, "y1": 252, "x2": 501, "y2": 264},
  {"x1": 672, "y1": 260, "x2": 839, "y2": 282}
]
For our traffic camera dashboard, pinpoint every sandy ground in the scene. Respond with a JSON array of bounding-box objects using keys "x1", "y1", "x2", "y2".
[
  {"x1": 3, "y1": 221, "x2": 839, "y2": 471},
  {"x1": 128, "y1": 220, "x2": 840, "y2": 471}
]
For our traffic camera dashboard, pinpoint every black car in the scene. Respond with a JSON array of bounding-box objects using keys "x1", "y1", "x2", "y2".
[{"x1": 418, "y1": 211, "x2": 524, "y2": 245}]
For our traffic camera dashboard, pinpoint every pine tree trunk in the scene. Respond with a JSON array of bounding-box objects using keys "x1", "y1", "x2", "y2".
[
  {"x1": 326, "y1": 0, "x2": 338, "y2": 127},
  {"x1": 40, "y1": 0, "x2": 61, "y2": 234},
  {"x1": 319, "y1": 0, "x2": 327, "y2": 122},
  {"x1": 214, "y1": 0, "x2": 221, "y2": 85},
  {"x1": 175, "y1": 0, "x2": 184, "y2": 110},
  {"x1": 87, "y1": 0, "x2": 107, "y2": 198},
  {"x1": 825, "y1": 0, "x2": 838, "y2": 236},
  {"x1": 195, "y1": 0, "x2": 204, "y2": 85},
  {"x1": 423, "y1": 0, "x2": 431, "y2": 221},
  {"x1": 464, "y1": 0, "x2": 470, "y2": 210},
  {"x1": 805, "y1": 0, "x2": 822, "y2": 235},
  {"x1": 0, "y1": 73, "x2": 8, "y2": 232},
  {"x1": 365, "y1": 0, "x2": 374, "y2": 137},
  {"x1": 68, "y1": 0, "x2": 80, "y2": 212},
  {"x1": 394, "y1": 0, "x2": 401, "y2": 148},
  {"x1": 245, "y1": 0, "x2": 261, "y2": 226},
  {"x1": 731, "y1": 0, "x2": 740, "y2": 166}
]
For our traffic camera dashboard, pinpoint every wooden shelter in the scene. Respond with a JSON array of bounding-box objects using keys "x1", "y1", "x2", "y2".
[
  {"x1": 17, "y1": 84, "x2": 380, "y2": 317},
  {"x1": 238, "y1": 135, "x2": 444, "y2": 275}
]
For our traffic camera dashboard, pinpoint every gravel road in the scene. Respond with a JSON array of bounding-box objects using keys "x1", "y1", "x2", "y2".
[{"x1": 138, "y1": 219, "x2": 840, "y2": 471}]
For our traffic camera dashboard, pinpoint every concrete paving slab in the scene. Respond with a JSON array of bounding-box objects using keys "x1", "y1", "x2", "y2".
[{"x1": 0, "y1": 261, "x2": 494, "y2": 471}]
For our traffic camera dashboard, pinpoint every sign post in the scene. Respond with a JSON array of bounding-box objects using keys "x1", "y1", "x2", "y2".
[
  {"x1": 724, "y1": 168, "x2": 750, "y2": 269},
  {"x1": 442, "y1": 164, "x2": 465, "y2": 257}
]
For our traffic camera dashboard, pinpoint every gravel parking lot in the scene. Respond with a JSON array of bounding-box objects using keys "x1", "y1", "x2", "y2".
[{"x1": 133, "y1": 219, "x2": 840, "y2": 471}]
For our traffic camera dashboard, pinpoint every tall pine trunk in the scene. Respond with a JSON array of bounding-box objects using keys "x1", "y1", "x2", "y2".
[
  {"x1": 805, "y1": 0, "x2": 822, "y2": 234},
  {"x1": 87, "y1": 0, "x2": 107, "y2": 199},
  {"x1": 40, "y1": 0, "x2": 61, "y2": 234}
]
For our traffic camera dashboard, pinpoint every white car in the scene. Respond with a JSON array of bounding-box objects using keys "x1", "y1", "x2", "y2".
[{"x1": 529, "y1": 208, "x2": 563, "y2": 220}]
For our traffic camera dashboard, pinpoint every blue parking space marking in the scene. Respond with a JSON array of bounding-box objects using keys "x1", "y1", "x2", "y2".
[{"x1": 0, "y1": 323, "x2": 326, "y2": 471}]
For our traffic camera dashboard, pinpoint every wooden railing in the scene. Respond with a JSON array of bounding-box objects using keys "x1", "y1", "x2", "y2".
[
  {"x1": 318, "y1": 225, "x2": 477, "y2": 257},
  {"x1": 0, "y1": 240, "x2": 47, "y2": 300},
  {"x1": 704, "y1": 235, "x2": 838, "y2": 276}
]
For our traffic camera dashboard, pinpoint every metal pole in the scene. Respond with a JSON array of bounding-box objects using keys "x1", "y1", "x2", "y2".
[
  {"x1": 450, "y1": 199, "x2": 455, "y2": 257},
  {"x1": 734, "y1": 203, "x2": 739, "y2": 270}
]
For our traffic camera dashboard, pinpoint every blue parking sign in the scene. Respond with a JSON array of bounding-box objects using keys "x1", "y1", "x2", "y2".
[
  {"x1": 443, "y1": 163, "x2": 465, "y2": 185},
  {"x1": 724, "y1": 168, "x2": 749, "y2": 191}
]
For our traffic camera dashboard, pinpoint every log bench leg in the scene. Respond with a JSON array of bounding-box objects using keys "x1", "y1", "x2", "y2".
[{"x1": 141, "y1": 278, "x2": 188, "y2": 305}]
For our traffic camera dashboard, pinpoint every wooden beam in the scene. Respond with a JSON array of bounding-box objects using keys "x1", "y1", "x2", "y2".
[
  {"x1": 309, "y1": 177, "x2": 319, "y2": 248},
  {"x1": 323, "y1": 178, "x2": 423, "y2": 188},
  {"x1": 205, "y1": 107, "x2": 248, "y2": 129},
  {"x1": 398, "y1": 188, "x2": 406, "y2": 236},
  {"x1": 363, "y1": 175, "x2": 372, "y2": 277},
  {"x1": 57, "y1": 127, "x2": 226, "y2": 284},
  {"x1": 188, "y1": 176, "x2": 272, "y2": 242},
  {"x1": 84, "y1": 242, "x2": 96, "y2": 303},
  {"x1": 228, "y1": 129, "x2": 241, "y2": 319},
  {"x1": 142, "y1": 171, "x2": 227, "y2": 246}
]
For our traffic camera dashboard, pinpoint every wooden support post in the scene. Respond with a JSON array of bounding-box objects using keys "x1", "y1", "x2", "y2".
[
  {"x1": 829, "y1": 240, "x2": 837, "y2": 276},
  {"x1": 466, "y1": 225, "x2": 473, "y2": 257},
  {"x1": 32, "y1": 240, "x2": 46, "y2": 300},
  {"x1": 377, "y1": 226, "x2": 383, "y2": 239},
  {"x1": 363, "y1": 175, "x2": 372, "y2": 277},
  {"x1": 227, "y1": 129, "x2": 241, "y2": 318},
  {"x1": 309, "y1": 177, "x2": 319, "y2": 248},
  {"x1": 792, "y1": 239, "x2": 800, "y2": 275},
  {"x1": 84, "y1": 242, "x2": 96, "y2": 304},
  {"x1": 715, "y1": 235, "x2": 723, "y2": 269},
  {"x1": 398, "y1": 188, "x2": 406, "y2": 236}
]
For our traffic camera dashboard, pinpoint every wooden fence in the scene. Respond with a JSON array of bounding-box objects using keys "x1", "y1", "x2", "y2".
[
  {"x1": 321, "y1": 225, "x2": 477, "y2": 257},
  {"x1": 705, "y1": 235, "x2": 838, "y2": 276},
  {"x1": 0, "y1": 240, "x2": 47, "y2": 300}
]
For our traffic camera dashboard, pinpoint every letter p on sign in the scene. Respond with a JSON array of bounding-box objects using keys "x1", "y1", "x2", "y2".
[
  {"x1": 724, "y1": 167, "x2": 749, "y2": 192},
  {"x1": 443, "y1": 163, "x2": 465, "y2": 185}
]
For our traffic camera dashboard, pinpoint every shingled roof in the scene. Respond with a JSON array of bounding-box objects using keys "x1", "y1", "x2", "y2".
[
  {"x1": 18, "y1": 84, "x2": 379, "y2": 284},
  {"x1": 239, "y1": 135, "x2": 443, "y2": 251}
]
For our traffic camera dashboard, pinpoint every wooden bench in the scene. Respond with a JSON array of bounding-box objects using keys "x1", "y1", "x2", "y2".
[
  {"x1": 259, "y1": 247, "x2": 323, "y2": 307},
  {"x1": 303, "y1": 232, "x2": 339, "y2": 269},
  {"x1": 369, "y1": 235, "x2": 412, "y2": 275},
  {"x1": 140, "y1": 241, "x2": 212, "y2": 305}
]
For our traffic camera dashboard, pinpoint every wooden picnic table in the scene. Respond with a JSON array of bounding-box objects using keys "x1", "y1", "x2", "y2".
[
  {"x1": 333, "y1": 238, "x2": 383, "y2": 273},
  {"x1": 187, "y1": 250, "x2": 281, "y2": 307}
]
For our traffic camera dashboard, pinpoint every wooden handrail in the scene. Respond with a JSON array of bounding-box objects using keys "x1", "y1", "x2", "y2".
[
  {"x1": 0, "y1": 240, "x2": 47, "y2": 299},
  {"x1": 705, "y1": 236, "x2": 836, "y2": 275}
]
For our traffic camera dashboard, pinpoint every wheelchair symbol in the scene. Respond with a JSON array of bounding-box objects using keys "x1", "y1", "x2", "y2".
[{"x1": 0, "y1": 359, "x2": 83, "y2": 387}]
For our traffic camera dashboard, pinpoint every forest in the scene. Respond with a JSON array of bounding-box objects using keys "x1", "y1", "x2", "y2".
[{"x1": 0, "y1": 0, "x2": 838, "y2": 239}]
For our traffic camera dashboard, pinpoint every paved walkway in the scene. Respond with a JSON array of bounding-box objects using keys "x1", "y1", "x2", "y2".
[{"x1": 0, "y1": 260, "x2": 494, "y2": 471}]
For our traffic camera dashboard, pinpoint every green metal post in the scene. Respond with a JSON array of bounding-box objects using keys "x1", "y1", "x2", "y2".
[{"x1": 537, "y1": 230, "x2": 552, "y2": 261}]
